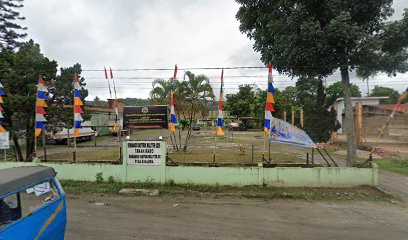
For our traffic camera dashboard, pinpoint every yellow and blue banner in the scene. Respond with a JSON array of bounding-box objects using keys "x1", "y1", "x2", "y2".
[
  {"x1": 216, "y1": 69, "x2": 224, "y2": 136},
  {"x1": 35, "y1": 75, "x2": 48, "y2": 136}
]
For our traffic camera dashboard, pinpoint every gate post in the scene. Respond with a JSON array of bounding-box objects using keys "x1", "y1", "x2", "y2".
[
  {"x1": 122, "y1": 141, "x2": 128, "y2": 182},
  {"x1": 160, "y1": 141, "x2": 167, "y2": 184},
  {"x1": 258, "y1": 163, "x2": 264, "y2": 186}
]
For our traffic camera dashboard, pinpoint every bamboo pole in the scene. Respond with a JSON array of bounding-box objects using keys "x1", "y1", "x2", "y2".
[
  {"x1": 300, "y1": 108, "x2": 304, "y2": 128},
  {"x1": 34, "y1": 86, "x2": 39, "y2": 158},
  {"x1": 33, "y1": 134, "x2": 37, "y2": 158},
  {"x1": 213, "y1": 123, "x2": 217, "y2": 164},
  {"x1": 73, "y1": 84, "x2": 77, "y2": 163},
  {"x1": 262, "y1": 130, "x2": 266, "y2": 161},
  {"x1": 291, "y1": 109, "x2": 295, "y2": 125},
  {"x1": 42, "y1": 128, "x2": 47, "y2": 161}
]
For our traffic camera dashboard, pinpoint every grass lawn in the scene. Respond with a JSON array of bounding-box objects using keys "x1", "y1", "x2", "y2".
[
  {"x1": 375, "y1": 158, "x2": 408, "y2": 176},
  {"x1": 46, "y1": 148, "x2": 120, "y2": 161},
  {"x1": 168, "y1": 148, "x2": 305, "y2": 164},
  {"x1": 61, "y1": 180, "x2": 391, "y2": 201}
]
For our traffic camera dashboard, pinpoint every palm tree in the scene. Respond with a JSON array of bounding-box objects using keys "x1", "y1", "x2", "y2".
[
  {"x1": 150, "y1": 78, "x2": 181, "y2": 150},
  {"x1": 149, "y1": 78, "x2": 174, "y2": 104},
  {"x1": 180, "y1": 71, "x2": 214, "y2": 151},
  {"x1": 149, "y1": 73, "x2": 214, "y2": 151}
]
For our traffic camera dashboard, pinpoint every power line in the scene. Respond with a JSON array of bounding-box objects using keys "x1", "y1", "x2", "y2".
[{"x1": 81, "y1": 64, "x2": 385, "y2": 72}]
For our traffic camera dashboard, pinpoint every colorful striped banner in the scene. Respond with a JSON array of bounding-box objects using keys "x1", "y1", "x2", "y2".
[
  {"x1": 169, "y1": 64, "x2": 178, "y2": 132},
  {"x1": 264, "y1": 63, "x2": 276, "y2": 134},
  {"x1": 73, "y1": 73, "x2": 83, "y2": 137},
  {"x1": 35, "y1": 76, "x2": 48, "y2": 137},
  {"x1": 217, "y1": 69, "x2": 224, "y2": 136}
]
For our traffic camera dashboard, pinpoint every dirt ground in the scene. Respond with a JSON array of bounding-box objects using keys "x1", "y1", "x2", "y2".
[
  {"x1": 379, "y1": 170, "x2": 408, "y2": 200},
  {"x1": 65, "y1": 194, "x2": 408, "y2": 240}
]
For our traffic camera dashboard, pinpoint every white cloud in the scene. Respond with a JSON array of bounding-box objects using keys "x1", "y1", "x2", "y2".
[{"x1": 21, "y1": 0, "x2": 408, "y2": 100}]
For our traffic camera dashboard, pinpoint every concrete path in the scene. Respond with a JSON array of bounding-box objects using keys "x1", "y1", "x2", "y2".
[{"x1": 379, "y1": 170, "x2": 408, "y2": 201}]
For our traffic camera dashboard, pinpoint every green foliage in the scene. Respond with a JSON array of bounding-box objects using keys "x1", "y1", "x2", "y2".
[
  {"x1": 0, "y1": 0, "x2": 27, "y2": 50},
  {"x1": 61, "y1": 180, "x2": 390, "y2": 201},
  {"x1": 150, "y1": 72, "x2": 214, "y2": 151},
  {"x1": 179, "y1": 119, "x2": 189, "y2": 130},
  {"x1": 107, "y1": 176, "x2": 115, "y2": 183},
  {"x1": 142, "y1": 177, "x2": 155, "y2": 188},
  {"x1": 303, "y1": 79, "x2": 340, "y2": 142},
  {"x1": 326, "y1": 81, "x2": 361, "y2": 105},
  {"x1": 150, "y1": 78, "x2": 175, "y2": 105},
  {"x1": 47, "y1": 63, "x2": 88, "y2": 132},
  {"x1": 225, "y1": 84, "x2": 256, "y2": 117},
  {"x1": 87, "y1": 97, "x2": 150, "y2": 107},
  {"x1": 86, "y1": 96, "x2": 106, "y2": 107},
  {"x1": 0, "y1": 40, "x2": 58, "y2": 160},
  {"x1": 369, "y1": 85, "x2": 405, "y2": 104},
  {"x1": 236, "y1": 0, "x2": 406, "y2": 78},
  {"x1": 375, "y1": 159, "x2": 408, "y2": 176},
  {"x1": 95, "y1": 172, "x2": 104, "y2": 183},
  {"x1": 120, "y1": 98, "x2": 150, "y2": 106},
  {"x1": 235, "y1": 0, "x2": 408, "y2": 163}
]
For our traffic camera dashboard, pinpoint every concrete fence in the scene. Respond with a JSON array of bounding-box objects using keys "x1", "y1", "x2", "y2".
[
  {"x1": 0, "y1": 141, "x2": 379, "y2": 187},
  {"x1": 0, "y1": 162, "x2": 378, "y2": 187}
]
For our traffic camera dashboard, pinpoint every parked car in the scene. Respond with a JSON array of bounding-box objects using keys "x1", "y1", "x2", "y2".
[
  {"x1": 228, "y1": 122, "x2": 247, "y2": 131},
  {"x1": 192, "y1": 124, "x2": 201, "y2": 131},
  {"x1": 0, "y1": 166, "x2": 67, "y2": 239}
]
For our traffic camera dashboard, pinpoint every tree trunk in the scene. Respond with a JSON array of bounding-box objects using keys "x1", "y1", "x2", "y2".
[
  {"x1": 12, "y1": 131, "x2": 24, "y2": 161},
  {"x1": 340, "y1": 66, "x2": 357, "y2": 166},
  {"x1": 25, "y1": 120, "x2": 34, "y2": 161},
  {"x1": 178, "y1": 128, "x2": 182, "y2": 149},
  {"x1": 183, "y1": 108, "x2": 195, "y2": 152}
]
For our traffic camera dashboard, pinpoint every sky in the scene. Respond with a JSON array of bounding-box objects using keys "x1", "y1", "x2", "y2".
[{"x1": 21, "y1": 0, "x2": 408, "y2": 101}]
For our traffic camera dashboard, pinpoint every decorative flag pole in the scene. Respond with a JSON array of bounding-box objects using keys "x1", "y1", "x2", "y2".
[
  {"x1": 0, "y1": 81, "x2": 6, "y2": 161},
  {"x1": 34, "y1": 75, "x2": 49, "y2": 158},
  {"x1": 0, "y1": 81, "x2": 6, "y2": 133},
  {"x1": 73, "y1": 73, "x2": 84, "y2": 162},
  {"x1": 263, "y1": 64, "x2": 276, "y2": 162},
  {"x1": 104, "y1": 67, "x2": 112, "y2": 99},
  {"x1": 371, "y1": 86, "x2": 408, "y2": 155},
  {"x1": 214, "y1": 69, "x2": 224, "y2": 164},
  {"x1": 169, "y1": 64, "x2": 178, "y2": 151},
  {"x1": 110, "y1": 68, "x2": 120, "y2": 142}
]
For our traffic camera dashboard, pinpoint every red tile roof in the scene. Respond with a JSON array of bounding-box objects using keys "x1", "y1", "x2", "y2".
[{"x1": 369, "y1": 103, "x2": 408, "y2": 112}]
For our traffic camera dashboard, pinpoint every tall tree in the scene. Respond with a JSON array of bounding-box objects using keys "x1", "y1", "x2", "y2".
[
  {"x1": 369, "y1": 85, "x2": 405, "y2": 104},
  {"x1": 326, "y1": 81, "x2": 361, "y2": 106},
  {"x1": 47, "y1": 63, "x2": 88, "y2": 133},
  {"x1": 150, "y1": 78, "x2": 173, "y2": 105},
  {"x1": 0, "y1": 0, "x2": 27, "y2": 50},
  {"x1": 303, "y1": 79, "x2": 340, "y2": 142},
  {"x1": 150, "y1": 78, "x2": 184, "y2": 119},
  {"x1": 180, "y1": 71, "x2": 214, "y2": 151},
  {"x1": 236, "y1": 0, "x2": 408, "y2": 165},
  {"x1": 0, "y1": 40, "x2": 57, "y2": 160},
  {"x1": 225, "y1": 84, "x2": 256, "y2": 117}
]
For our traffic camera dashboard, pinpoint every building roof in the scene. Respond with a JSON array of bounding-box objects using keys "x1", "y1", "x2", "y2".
[
  {"x1": 368, "y1": 103, "x2": 408, "y2": 113},
  {"x1": 0, "y1": 166, "x2": 56, "y2": 196},
  {"x1": 335, "y1": 96, "x2": 389, "y2": 103}
]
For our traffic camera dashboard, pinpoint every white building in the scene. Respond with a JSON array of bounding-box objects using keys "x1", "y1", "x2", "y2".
[{"x1": 333, "y1": 97, "x2": 388, "y2": 133}]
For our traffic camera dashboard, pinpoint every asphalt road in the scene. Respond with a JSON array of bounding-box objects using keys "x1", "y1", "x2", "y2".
[{"x1": 65, "y1": 194, "x2": 408, "y2": 240}]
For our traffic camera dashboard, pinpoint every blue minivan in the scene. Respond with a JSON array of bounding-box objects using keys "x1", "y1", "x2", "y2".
[{"x1": 0, "y1": 166, "x2": 67, "y2": 239}]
